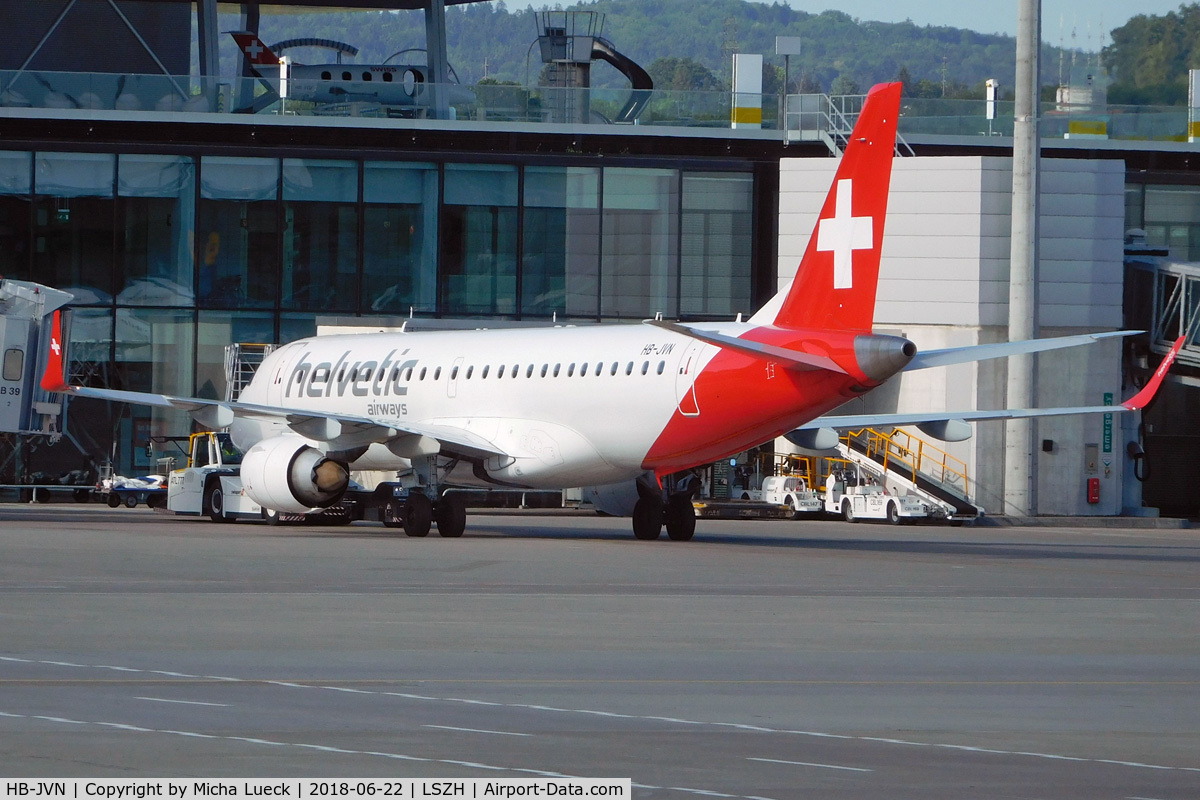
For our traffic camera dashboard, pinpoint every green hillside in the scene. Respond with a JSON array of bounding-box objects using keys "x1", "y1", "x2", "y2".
[{"x1": 222, "y1": 0, "x2": 1077, "y2": 98}]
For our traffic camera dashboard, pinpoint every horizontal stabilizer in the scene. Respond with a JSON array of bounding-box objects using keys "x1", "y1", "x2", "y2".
[
  {"x1": 644, "y1": 319, "x2": 847, "y2": 374},
  {"x1": 797, "y1": 336, "x2": 1184, "y2": 431},
  {"x1": 905, "y1": 330, "x2": 1138, "y2": 371}
]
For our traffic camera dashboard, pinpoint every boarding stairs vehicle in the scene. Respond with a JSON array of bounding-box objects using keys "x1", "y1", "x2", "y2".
[{"x1": 833, "y1": 428, "x2": 984, "y2": 523}]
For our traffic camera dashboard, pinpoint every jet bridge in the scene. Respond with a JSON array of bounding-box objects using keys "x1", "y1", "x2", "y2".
[{"x1": 0, "y1": 280, "x2": 73, "y2": 439}]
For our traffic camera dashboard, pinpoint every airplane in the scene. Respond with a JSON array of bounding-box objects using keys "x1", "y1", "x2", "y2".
[
  {"x1": 40, "y1": 82, "x2": 1184, "y2": 541},
  {"x1": 230, "y1": 31, "x2": 476, "y2": 111}
]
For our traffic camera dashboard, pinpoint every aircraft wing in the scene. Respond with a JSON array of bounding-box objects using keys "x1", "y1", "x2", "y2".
[
  {"x1": 904, "y1": 330, "x2": 1137, "y2": 371},
  {"x1": 796, "y1": 335, "x2": 1184, "y2": 431},
  {"x1": 39, "y1": 314, "x2": 509, "y2": 462}
]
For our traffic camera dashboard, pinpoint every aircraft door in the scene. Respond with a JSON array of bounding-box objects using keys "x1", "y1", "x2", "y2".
[
  {"x1": 447, "y1": 356, "x2": 464, "y2": 398},
  {"x1": 674, "y1": 341, "x2": 701, "y2": 417}
]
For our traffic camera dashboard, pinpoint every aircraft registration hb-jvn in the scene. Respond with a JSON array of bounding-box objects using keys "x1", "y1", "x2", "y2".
[{"x1": 41, "y1": 82, "x2": 1183, "y2": 540}]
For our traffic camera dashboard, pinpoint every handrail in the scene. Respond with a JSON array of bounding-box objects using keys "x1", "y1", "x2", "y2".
[{"x1": 843, "y1": 427, "x2": 971, "y2": 499}]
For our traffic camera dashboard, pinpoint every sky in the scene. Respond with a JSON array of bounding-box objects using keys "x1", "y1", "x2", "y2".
[{"x1": 497, "y1": 1, "x2": 1188, "y2": 43}]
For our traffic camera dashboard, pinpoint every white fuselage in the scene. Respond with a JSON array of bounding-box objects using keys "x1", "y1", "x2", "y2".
[{"x1": 233, "y1": 324, "x2": 722, "y2": 488}]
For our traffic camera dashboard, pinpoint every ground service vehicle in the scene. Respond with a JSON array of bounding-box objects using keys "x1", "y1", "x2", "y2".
[
  {"x1": 167, "y1": 432, "x2": 262, "y2": 521},
  {"x1": 824, "y1": 466, "x2": 928, "y2": 524},
  {"x1": 759, "y1": 475, "x2": 822, "y2": 518}
]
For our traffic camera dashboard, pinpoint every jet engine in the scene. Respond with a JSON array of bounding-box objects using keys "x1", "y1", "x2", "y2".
[{"x1": 240, "y1": 435, "x2": 350, "y2": 513}]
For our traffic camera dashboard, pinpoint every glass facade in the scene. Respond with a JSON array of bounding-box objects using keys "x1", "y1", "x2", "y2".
[
  {"x1": 1128, "y1": 182, "x2": 1200, "y2": 261},
  {"x1": 0, "y1": 146, "x2": 758, "y2": 478}
]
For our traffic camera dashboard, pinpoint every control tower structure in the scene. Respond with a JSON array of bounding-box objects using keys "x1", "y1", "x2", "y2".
[{"x1": 535, "y1": 10, "x2": 652, "y2": 125}]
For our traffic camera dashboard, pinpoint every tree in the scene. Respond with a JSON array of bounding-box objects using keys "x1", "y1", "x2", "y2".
[
  {"x1": 830, "y1": 74, "x2": 860, "y2": 95},
  {"x1": 647, "y1": 57, "x2": 724, "y2": 91}
]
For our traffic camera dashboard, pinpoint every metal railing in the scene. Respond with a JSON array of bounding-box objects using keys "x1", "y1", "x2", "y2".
[
  {"x1": 844, "y1": 427, "x2": 971, "y2": 501},
  {"x1": 3, "y1": 69, "x2": 1197, "y2": 143}
]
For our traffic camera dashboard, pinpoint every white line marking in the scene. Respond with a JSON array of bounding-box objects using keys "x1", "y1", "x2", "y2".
[
  {"x1": 135, "y1": 696, "x2": 229, "y2": 707},
  {"x1": 0, "y1": 709, "x2": 772, "y2": 800},
  {"x1": 4, "y1": 654, "x2": 1198, "y2": 774},
  {"x1": 423, "y1": 724, "x2": 531, "y2": 737},
  {"x1": 748, "y1": 756, "x2": 872, "y2": 773}
]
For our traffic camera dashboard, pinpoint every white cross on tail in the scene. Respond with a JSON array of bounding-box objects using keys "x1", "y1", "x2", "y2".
[{"x1": 816, "y1": 179, "x2": 873, "y2": 289}]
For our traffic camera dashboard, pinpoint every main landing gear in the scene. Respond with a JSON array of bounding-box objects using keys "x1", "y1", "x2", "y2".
[
  {"x1": 631, "y1": 473, "x2": 698, "y2": 542},
  {"x1": 381, "y1": 456, "x2": 467, "y2": 538}
]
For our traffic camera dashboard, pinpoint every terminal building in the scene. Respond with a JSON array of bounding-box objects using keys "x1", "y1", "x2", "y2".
[{"x1": 0, "y1": 0, "x2": 1196, "y2": 518}]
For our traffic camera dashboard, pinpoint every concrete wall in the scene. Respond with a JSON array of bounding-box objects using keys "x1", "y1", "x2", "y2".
[{"x1": 777, "y1": 155, "x2": 1128, "y2": 515}]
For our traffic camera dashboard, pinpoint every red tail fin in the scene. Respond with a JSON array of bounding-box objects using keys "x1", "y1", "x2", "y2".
[
  {"x1": 230, "y1": 32, "x2": 281, "y2": 69},
  {"x1": 40, "y1": 310, "x2": 68, "y2": 393},
  {"x1": 752, "y1": 82, "x2": 902, "y2": 332}
]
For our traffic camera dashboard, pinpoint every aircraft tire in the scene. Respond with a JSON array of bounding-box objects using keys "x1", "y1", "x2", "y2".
[
  {"x1": 842, "y1": 499, "x2": 856, "y2": 523},
  {"x1": 665, "y1": 496, "x2": 696, "y2": 542},
  {"x1": 632, "y1": 498, "x2": 663, "y2": 540},
  {"x1": 887, "y1": 502, "x2": 901, "y2": 525},
  {"x1": 403, "y1": 493, "x2": 433, "y2": 538},
  {"x1": 435, "y1": 495, "x2": 467, "y2": 538}
]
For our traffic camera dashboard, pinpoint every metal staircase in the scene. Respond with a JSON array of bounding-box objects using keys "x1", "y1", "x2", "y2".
[
  {"x1": 835, "y1": 428, "x2": 983, "y2": 522},
  {"x1": 224, "y1": 343, "x2": 276, "y2": 402},
  {"x1": 784, "y1": 93, "x2": 916, "y2": 157}
]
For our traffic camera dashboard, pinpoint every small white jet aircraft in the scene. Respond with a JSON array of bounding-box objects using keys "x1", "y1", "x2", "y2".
[
  {"x1": 41, "y1": 82, "x2": 1182, "y2": 540},
  {"x1": 230, "y1": 32, "x2": 475, "y2": 110}
]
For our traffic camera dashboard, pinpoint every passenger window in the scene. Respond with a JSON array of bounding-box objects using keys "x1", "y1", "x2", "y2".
[
  {"x1": 641, "y1": 361, "x2": 649, "y2": 375},
  {"x1": 466, "y1": 366, "x2": 473, "y2": 379},
  {"x1": 404, "y1": 367, "x2": 413, "y2": 381},
  {"x1": 362, "y1": 368, "x2": 372, "y2": 381},
  {"x1": 383, "y1": 72, "x2": 393, "y2": 82},
  {"x1": 342, "y1": 71, "x2": 352, "y2": 81},
  {"x1": 497, "y1": 364, "x2": 504, "y2": 378},
  {"x1": 553, "y1": 363, "x2": 561, "y2": 377},
  {"x1": 580, "y1": 362, "x2": 588, "y2": 376},
  {"x1": 540, "y1": 364, "x2": 548, "y2": 377},
  {"x1": 610, "y1": 362, "x2": 618, "y2": 376},
  {"x1": 594, "y1": 363, "x2": 602, "y2": 377},
  {"x1": 567, "y1": 363, "x2": 575, "y2": 377},
  {"x1": 362, "y1": 71, "x2": 372, "y2": 82},
  {"x1": 434, "y1": 367, "x2": 442, "y2": 380},
  {"x1": 451, "y1": 366, "x2": 459, "y2": 380},
  {"x1": 321, "y1": 71, "x2": 331, "y2": 81},
  {"x1": 625, "y1": 362, "x2": 633, "y2": 376},
  {"x1": 419, "y1": 367, "x2": 427, "y2": 380},
  {"x1": 657, "y1": 361, "x2": 665, "y2": 375},
  {"x1": 3, "y1": 348, "x2": 22, "y2": 381}
]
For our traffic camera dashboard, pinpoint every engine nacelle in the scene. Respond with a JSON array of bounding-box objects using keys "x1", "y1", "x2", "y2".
[{"x1": 240, "y1": 435, "x2": 350, "y2": 513}]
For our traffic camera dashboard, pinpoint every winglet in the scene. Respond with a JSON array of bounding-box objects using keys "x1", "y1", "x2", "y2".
[
  {"x1": 1123, "y1": 336, "x2": 1185, "y2": 410},
  {"x1": 40, "y1": 310, "x2": 69, "y2": 393}
]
